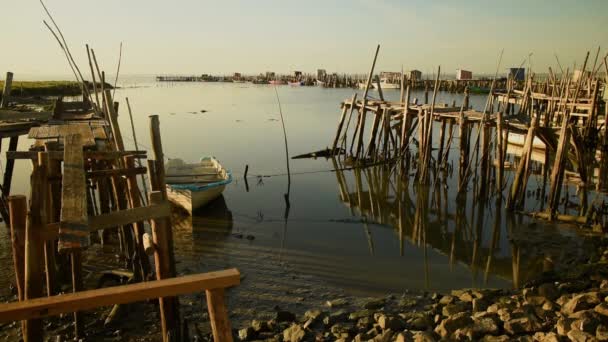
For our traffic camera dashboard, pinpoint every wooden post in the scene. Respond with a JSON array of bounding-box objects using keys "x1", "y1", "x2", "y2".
[
  {"x1": 104, "y1": 90, "x2": 126, "y2": 152},
  {"x1": 1, "y1": 72, "x2": 13, "y2": 108},
  {"x1": 3, "y1": 136, "x2": 19, "y2": 197},
  {"x1": 24, "y1": 164, "x2": 46, "y2": 342},
  {"x1": 205, "y1": 288, "x2": 234, "y2": 342},
  {"x1": 149, "y1": 191, "x2": 179, "y2": 341},
  {"x1": 331, "y1": 102, "x2": 349, "y2": 153},
  {"x1": 38, "y1": 152, "x2": 56, "y2": 297},
  {"x1": 8, "y1": 195, "x2": 26, "y2": 335},
  {"x1": 124, "y1": 156, "x2": 151, "y2": 279}
]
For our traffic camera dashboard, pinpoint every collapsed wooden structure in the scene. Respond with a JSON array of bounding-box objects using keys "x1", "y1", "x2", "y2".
[
  {"x1": 0, "y1": 71, "x2": 239, "y2": 341},
  {"x1": 331, "y1": 48, "x2": 608, "y2": 228}
]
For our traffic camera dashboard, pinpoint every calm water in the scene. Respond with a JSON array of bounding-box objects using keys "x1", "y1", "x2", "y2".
[{"x1": 0, "y1": 78, "x2": 590, "y2": 301}]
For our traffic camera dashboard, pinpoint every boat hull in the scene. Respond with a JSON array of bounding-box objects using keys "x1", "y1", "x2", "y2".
[{"x1": 167, "y1": 185, "x2": 227, "y2": 214}]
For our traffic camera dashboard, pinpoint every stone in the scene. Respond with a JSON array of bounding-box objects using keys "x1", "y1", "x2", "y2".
[
  {"x1": 239, "y1": 327, "x2": 256, "y2": 341},
  {"x1": 353, "y1": 332, "x2": 372, "y2": 342},
  {"x1": 480, "y1": 335, "x2": 510, "y2": 342},
  {"x1": 348, "y1": 310, "x2": 372, "y2": 321},
  {"x1": 453, "y1": 326, "x2": 475, "y2": 341},
  {"x1": 400, "y1": 297, "x2": 418, "y2": 308},
  {"x1": 439, "y1": 295, "x2": 456, "y2": 305},
  {"x1": 473, "y1": 298, "x2": 490, "y2": 313},
  {"x1": 282, "y1": 324, "x2": 307, "y2": 342},
  {"x1": 504, "y1": 316, "x2": 541, "y2": 335},
  {"x1": 532, "y1": 332, "x2": 560, "y2": 342},
  {"x1": 304, "y1": 310, "x2": 323, "y2": 322},
  {"x1": 275, "y1": 311, "x2": 296, "y2": 323},
  {"x1": 542, "y1": 301, "x2": 558, "y2": 312},
  {"x1": 567, "y1": 329, "x2": 598, "y2": 342},
  {"x1": 595, "y1": 303, "x2": 608, "y2": 317},
  {"x1": 412, "y1": 331, "x2": 437, "y2": 342},
  {"x1": 596, "y1": 324, "x2": 608, "y2": 341},
  {"x1": 323, "y1": 310, "x2": 349, "y2": 326},
  {"x1": 377, "y1": 315, "x2": 406, "y2": 331},
  {"x1": 459, "y1": 292, "x2": 475, "y2": 303},
  {"x1": 557, "y1": 317, "x2": 574, "y2": 336},
  {"x1": 364, "y1": 298, "x2": 386, "y2": 310},
  {"x1": 472, "y1": 316, "x2": 501, "y2": 337},
  {"x1": 394, "y1": 331, "x2": 414, "y2": 342},
  {"x1": 330, "y1": 322, "x2": 354, "y2": 338},
  {"x1": 442, "y1": 302, "x2": 470, "y2": 316},
  {"x1": 562, "y1": 293, "x2": 601, "y2": 316},
  {"x1": 408, "y1": 315, "x2": 432, "y2": 331},
  {"x1": 571, "y1": 311, "x2": 601, "y2": 335},
  {"x1": 372, "y1": 328, "x2": 394, "y2": 342},
  {"x1": 326, "y1": 298, "x2": 348, "y2": 308},
  {"x1": 356, "y1": 316, "x2": 374, "y2": 330},
  {"x1": 251, "y1": 320, "x2": 269, "y2": 332},
  {"x1": 434, "y1": 312, "x2": 473, "y2": 338}
]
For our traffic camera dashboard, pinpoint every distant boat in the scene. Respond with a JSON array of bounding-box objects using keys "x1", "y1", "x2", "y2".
[
  {"x1": 165, "y1": 157, "x2": 232, "y2": 214},
  {"x1": 232, "y1": 79, "x2": 246, "y2": 83},
  {"x1": 288, "y1": 81, "x2": 304, "y2": 86},
  {"x1": 315, "y1": 80, "x2": 326, "y2": 87},
  {"x1": 269, "y1": 80, "x2": 286, "y2": 85}
]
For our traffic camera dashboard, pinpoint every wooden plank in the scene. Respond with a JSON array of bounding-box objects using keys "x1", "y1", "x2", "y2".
[
  {"x1": 86, "y1": 167, "x2": 147, "y2": 179},
  {"x1": 58, "y1": 134, "x2": 89, "y2": 251},
  {"x1": 0, "y1": 110, "x2": 52, "y2": 122},
  {"x1": 7, "y1": 150, "x2": 147, "y2": 160},
  {"x1": 0, "y1": 269, "x2": 240, "y2": 323},
  {"x1": 89, "y1": 202, "x2": 170, "y2": 231},
  {"x1": 206, "y1": 288, "x2": 234, "y2": 342}
]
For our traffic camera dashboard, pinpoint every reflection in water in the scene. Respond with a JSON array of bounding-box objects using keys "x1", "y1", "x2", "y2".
[{"x1": 330, "y1": 157, "x2": 551, "y2": 289}]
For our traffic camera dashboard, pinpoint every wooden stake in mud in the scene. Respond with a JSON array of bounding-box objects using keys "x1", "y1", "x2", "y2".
[
  {"x1": 205, "y1": 288, "x2": 234, "y2": 342},
  {"x1": 1, "y1": 71, "x2": 13, "y2": 108},
  {"x1": 331, "y1": 102, "x2": 350, "y2": 154}
]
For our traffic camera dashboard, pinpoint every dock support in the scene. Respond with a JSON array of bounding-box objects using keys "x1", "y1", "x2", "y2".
[{"x1": 1, "y1": 72, "x2": 13, "y2": 108}]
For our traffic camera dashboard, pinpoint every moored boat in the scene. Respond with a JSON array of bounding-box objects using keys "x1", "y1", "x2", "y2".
[
  {"x1": 269, "y1": 80, "x2": 286, "y2": 85},
  {"x1": 165, "y1": 157, "x2": 232, "y2": 214}
]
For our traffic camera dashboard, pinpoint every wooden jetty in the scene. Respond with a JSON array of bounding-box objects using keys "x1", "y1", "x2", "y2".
[
  {"x1": 331, "y1": 47, "x2": 608, "y2": 229},
  {"x1": 0, "y1": 71, "x2": 240, "y2": 341}
]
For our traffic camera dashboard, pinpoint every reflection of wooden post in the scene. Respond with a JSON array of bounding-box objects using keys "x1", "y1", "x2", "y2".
[
  {"x1": 1, "y1": 72, "x2": 13, "y2": 108},
  {"x1": 149, "y1": 191, "x2": 179, "y2": 341},
  {"x1": 205, "y1": 288, "x2": 233, "y2": 342}
]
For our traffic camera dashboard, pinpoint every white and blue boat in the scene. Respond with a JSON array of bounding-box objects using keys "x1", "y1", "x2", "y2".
[{"x1": 165, "y1": 157, "x2": 232, "y2": 214}]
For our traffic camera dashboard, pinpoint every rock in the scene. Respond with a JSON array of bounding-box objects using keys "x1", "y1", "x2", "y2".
[
  {"x1": 542, "y1": 300, "x2": 558, "y2": 312},
  {"x1": 353, "y1": 332, "x2": 372, "y2": 342},
  {"x1": 326, "y1": 298, "x2": 348, "y2": 308},
  {"x1": 571, "y1": 311, "x2": 601, "y2": 334},
  {"x1": 251, "y1": 320, "x2": 269, "y2": 332},
  {"x1": 434, "y1": 312, "x2": 473, "y2": 338},
  {"x1": 453, "y1": 326, "x2": 475, "y2": 341},
  {"x1": 348, "y1": 310, "x2": 372, "y2": 321},
  {"x1": 472, "y1": 316, "x2": 501, "y2": 337},
  {"x1": 323, "y1": 310, "x2": 349, "y2": 326},
  {"x1": 408, "y1": 315, "x2": 432, "y2": 331},
  {"x1": 330, "y1": 322, "x2": 354, "y2": 339},
  {"x1": 557, "y1": 316, "x2": 574, "y2": 336},
  {"x1": 562, "y1": 293, "x2": 601, "y2": 316},
  {"x1": 395, "y1": 331, "x2": 414, "y2": 342},
  {"x1": 595, "y1": 303, "x2": 608, "y2": 317},
  {"x1": 473, "y1": 298, "x2": 490, "y2": 312},
  {"x1": 442, "y1": 302, "x2": 470, "y2": 316},
  {"x1": 533, "y1": 332, "x2": 560, "y2": 342},
  {"x1": 372, "y1": 328, "x2": 394, "y2": 342},
  {"x1": 400, "y1": 297, "x2": 418, "y2": 308},
  {"x1": 504, "y1": 316, "x2": 541, "y2": 335},
  {"x1": 597, "y1": 324, "x2": 608, "y2": 341},
  {"x1": 439, "y1": 295, "x2": 456, "y2": 305},
  {"x1": 356, "y1": 316, "x2": 373, "y2": 330},
  {"x1": 412, "y1": 331, "x2": 437, "y2": 342},
  {"x1": 304, "y1": 309, "x2": 323, "y2": 322},
  {"x1": 459, "y1": 292, "x2": 475, "y2": 303},
  {"x1": 480, "y1": 335, "x2": 510, "y2": 342},
  {"x1": 363, "y1": 298, "x2": 386, "y2": 310},
  {"x1": 377, "y1": 315, "x2": 406, "y2": 331},
  {"x1": 275, "y1": 311, "x2": 296, "y2": 323},
  {"x1": 239, "y1": 327, "x2": 256, "y2": 341},
  {"x1": 282, "y1": 324, "x2": 307, "y2": 342},
  {"x1": 567, "y1": 329, "x2": 598, "y2": 342}
]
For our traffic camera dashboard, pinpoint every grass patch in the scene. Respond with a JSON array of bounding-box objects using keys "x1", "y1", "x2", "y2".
[{"x1": 0, "y1": 80, "x2": 112, "y2": 97}]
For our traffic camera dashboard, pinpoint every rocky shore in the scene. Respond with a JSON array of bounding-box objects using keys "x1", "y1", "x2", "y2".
[{"x1": 228, "y1": 247, "x2": 608, "y2": 342}]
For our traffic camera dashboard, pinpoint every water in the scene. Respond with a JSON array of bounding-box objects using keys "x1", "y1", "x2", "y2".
[{"x1": 0, "y1": 78, "x2": 591, "y2": 304}]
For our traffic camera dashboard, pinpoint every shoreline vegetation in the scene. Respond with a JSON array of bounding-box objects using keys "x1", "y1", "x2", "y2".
[{"x1": 0, "y1": 80, "x2": 112, "y2": 97}]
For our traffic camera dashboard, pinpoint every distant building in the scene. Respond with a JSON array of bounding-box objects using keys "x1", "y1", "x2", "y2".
[
  {"x1": 233, "y1": 72, "x2": 242, "y2": 78},
  {"x1": 317, "y1": 69, "x2": 327, "y2": 79},
  {"x1": 265, "y1": 71, "x2": 275, "y2": 79},
  {"x1": 509, "y1": 68, "x2": 526, "y2": 81},
  {"x1": 409, "y1": 70, "x2": 422, "y2": 81},
  {"x1": 456, "y1": 69, "x2": 473, "y2": 80}
]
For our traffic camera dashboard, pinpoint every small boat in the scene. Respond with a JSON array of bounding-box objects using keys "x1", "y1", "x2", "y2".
[
  {"x1": 269, "y1": 80, "x2": 286, "y2": 85},
  {"x1": 165, "y1": 157, "x2": 232, "y2": 214},
  {"x1": 315, "y1": 80, "x2": 326, "y2": 87},
  {"x1": 288, "y1": 81, "x2": 304, "y2": 86}
]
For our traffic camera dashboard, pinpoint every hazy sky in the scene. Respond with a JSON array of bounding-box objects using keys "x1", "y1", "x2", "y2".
[{"x1": 2, "y1": 0, "x2": 607, "y2": 78}]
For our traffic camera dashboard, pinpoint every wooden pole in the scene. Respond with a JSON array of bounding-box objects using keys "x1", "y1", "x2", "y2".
[
  {"x1": 1, "y1": 72, "x2": 13, "y2": 108},
  {"x1": 3, "y1": 136, "x2": 19, "y2": 197},
  {"x1": 331, "y1": 102, "x2": 350, "y2": 153},
  {"x1": 205, "y1": 288, "x2": 234, "y2": 342},
  {"x1": 8, "y1": 195, "x2": 26, "y2": 334}
]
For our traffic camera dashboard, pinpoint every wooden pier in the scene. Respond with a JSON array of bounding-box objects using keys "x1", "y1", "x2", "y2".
[{"x1": 0, "y1": 71, "x2": 240, "y2": 341}]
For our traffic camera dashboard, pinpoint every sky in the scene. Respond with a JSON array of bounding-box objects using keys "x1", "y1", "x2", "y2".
[{"x1": 1, "y1": 0, "x2": 607, "y2": 78}]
